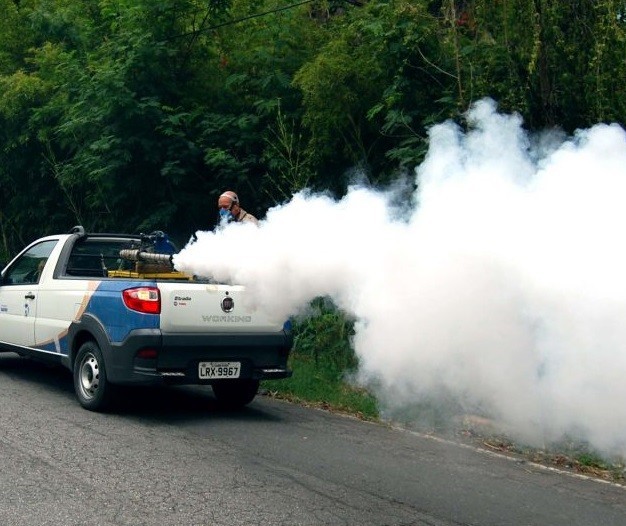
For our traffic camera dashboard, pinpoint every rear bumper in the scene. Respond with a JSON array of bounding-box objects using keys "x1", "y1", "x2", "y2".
[{"x1": 104, "y1": 329, "x2": 293, "y2": 385}]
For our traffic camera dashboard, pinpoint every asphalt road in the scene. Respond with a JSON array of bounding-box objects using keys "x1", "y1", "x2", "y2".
[{"x1": 0, "y1": 352, "x2": 624, "y2": 526}]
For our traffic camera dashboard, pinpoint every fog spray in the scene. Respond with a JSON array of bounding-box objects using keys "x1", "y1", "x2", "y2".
[{"x1": 174, "y1": 99, "x2": 626, "y2": 456}]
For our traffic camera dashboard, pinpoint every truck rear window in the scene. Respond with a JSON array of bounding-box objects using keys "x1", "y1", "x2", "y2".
[{"x1": 66, "y1": 239, "x2": 135, "y2": 277}]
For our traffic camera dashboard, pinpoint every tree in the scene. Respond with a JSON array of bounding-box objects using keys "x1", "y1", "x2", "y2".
[
  {"x1": 294, "y1": 0, "x2": 456, "y2": 184},
  {"x1": 448, "y1": 0, "x2": 626, "y2": 130}
]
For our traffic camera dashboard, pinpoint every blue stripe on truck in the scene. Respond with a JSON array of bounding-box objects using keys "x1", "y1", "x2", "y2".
[{"x1": 85, "y1": 280, "x2": 160, "y2": 343}]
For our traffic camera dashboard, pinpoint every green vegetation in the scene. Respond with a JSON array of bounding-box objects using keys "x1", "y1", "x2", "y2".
[
  {"x1": 1, "y1": 1, "x2": 625, "y2": 257},
  {"x1": 263, "y1": 298, "x2": 378, "y2": 420},
  {"x1": 263, "y1": 354, "x2": 379, "y2": 419}
]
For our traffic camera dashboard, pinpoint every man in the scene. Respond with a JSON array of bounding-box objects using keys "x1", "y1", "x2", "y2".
[{"x1": 217, "y1": 190, "x2": 259, "y2": 225}]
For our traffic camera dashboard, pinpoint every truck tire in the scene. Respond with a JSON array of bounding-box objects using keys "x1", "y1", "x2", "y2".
[
  {"x1": 73, "y1": 341, "x2": 115, "y2": 411},
  {"x1": 212, "y1": 379, "x2": 259, "y2": 409}
]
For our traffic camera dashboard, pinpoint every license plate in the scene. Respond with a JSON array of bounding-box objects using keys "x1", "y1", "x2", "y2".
[{"x1": 198, "y1": 361, "x2": 241, "y2": 379}]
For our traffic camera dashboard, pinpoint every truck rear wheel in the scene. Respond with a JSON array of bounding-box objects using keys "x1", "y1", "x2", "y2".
[
  {"x1": 73, "y1": 341, "x2": 115, "y2": 411},
  {"x1": 212, "y1": 379, "x2": 259, "y2": 409}
]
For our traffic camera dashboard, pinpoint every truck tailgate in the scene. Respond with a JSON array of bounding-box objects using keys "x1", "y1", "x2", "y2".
[{"x1": 157, "y1": 282, "x2": 285, "y2": 333}]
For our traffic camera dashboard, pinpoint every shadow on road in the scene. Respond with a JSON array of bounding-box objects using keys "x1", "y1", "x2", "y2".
[
  {"x1": 0, "y1": 352, "x2": 75, "y2": 395},
  {"x1": 114, "y1": 384, "x2": 283, "y2": 426},
  {"x1": 0, "y1": 352, "x2": 283, "y2": 424}
]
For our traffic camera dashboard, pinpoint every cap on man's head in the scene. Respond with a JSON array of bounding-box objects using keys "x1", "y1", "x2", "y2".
[
  {"x1": 219, "y1": 191, "x2": 239, "y2": 204},
  {"x1": 218, "y1": 191, "x2": 239, "y2": 210}
]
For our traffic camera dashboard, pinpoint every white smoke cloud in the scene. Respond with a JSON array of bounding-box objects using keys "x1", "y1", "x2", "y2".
[{"x1": 174, "y1": 98, "x2": 626, "y2": 456}]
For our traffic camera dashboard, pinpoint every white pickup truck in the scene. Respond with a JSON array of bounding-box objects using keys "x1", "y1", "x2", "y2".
[{"x1": 0, "y1": 227, "x2": 292, "y2": 411}]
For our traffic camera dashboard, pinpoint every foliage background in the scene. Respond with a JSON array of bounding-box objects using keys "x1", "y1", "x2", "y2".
[{"x1": 1, "y1": 0, "x2": 624, "y2": 258}]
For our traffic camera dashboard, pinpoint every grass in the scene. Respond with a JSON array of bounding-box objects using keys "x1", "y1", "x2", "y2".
[
  {"x1": 262, "y1": 297, "x2": 378, "y2": 420},
  {"x1": 263, "y1": 352, "x2": 378, "y2": 420}
]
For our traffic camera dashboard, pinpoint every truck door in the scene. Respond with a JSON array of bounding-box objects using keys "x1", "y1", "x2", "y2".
[{"x1": 0, "y1": 240, "x2": 58, "y2": 348}]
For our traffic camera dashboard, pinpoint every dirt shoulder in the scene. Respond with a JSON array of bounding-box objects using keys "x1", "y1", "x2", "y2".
[
  {"x1": 267, "y1": 392, "x2": 626, "y2": 487},
  {"x1": 443, "y1": 414, "x2": 626, "y2": 487}
]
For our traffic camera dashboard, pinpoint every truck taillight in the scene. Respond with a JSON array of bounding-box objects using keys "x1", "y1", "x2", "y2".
[
  {"x1": 123, "y1": 287, "x2": 161, "y2": 314},
  {"x1": 136, "y1": 348, "x2": 159, "y2": 359}
]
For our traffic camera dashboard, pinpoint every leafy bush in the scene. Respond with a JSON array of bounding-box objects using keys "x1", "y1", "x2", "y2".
[
  {"x1": 263, "y1": 297, "x2": 378, "y2": 419},
  {"x1": 292, "y1": 297, "x2": 358, "y2": 374}
]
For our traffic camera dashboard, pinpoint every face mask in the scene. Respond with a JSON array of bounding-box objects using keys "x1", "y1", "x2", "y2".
[{"x1": 219, "y1": 208, "x2": 234, "y2": 225}]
